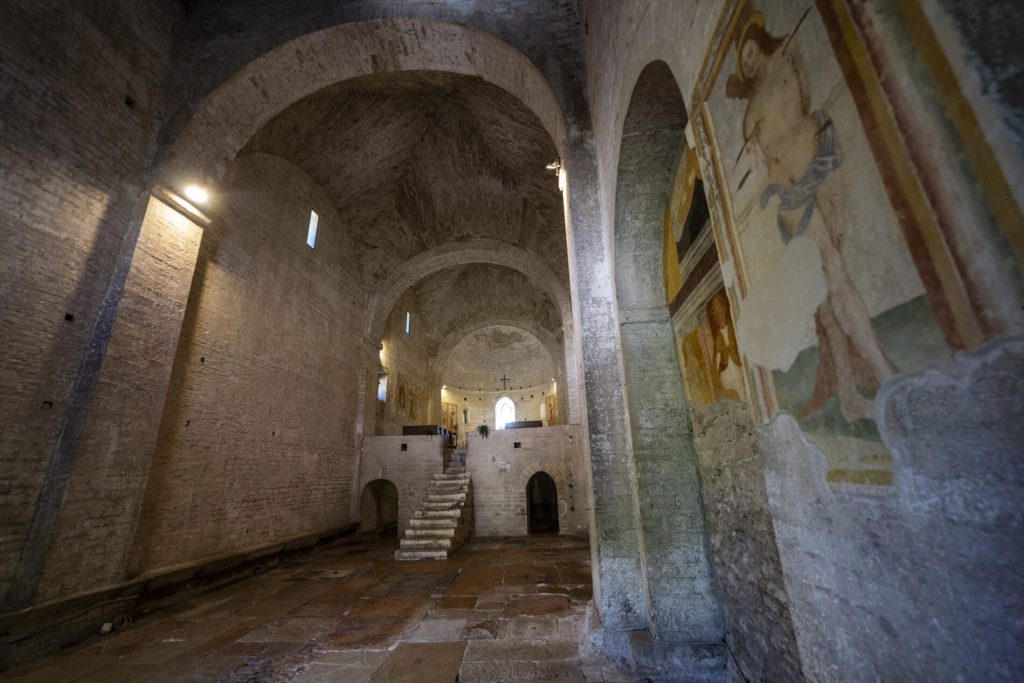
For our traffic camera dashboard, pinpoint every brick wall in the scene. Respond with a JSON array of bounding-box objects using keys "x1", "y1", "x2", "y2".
[
  {"x1": 376, "y1": 293, "x2": 440, "y2": 435},
  {"x1": 35, "y1": 198, "x2": 203, "y2": 603},
  {"x1": 129, "y1": 153, "x2": 365, "y2": 577},
  {"x1": 466, "y1": 425, "x2": 588, "y2": 537},
  {"x1": 0, "y1": 0, "x2": 183, "y2": 601}
]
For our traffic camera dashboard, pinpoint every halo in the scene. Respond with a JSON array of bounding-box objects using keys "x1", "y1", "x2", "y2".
[{"x1": 735, "y1": 11, "x2": 767, "y2": 81}]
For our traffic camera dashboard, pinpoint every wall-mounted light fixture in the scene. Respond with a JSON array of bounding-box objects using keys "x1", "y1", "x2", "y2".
[
  {"x1": 184, "y1": 184, "x2": 209, "y2": 204},
  {"x1": 152, "y1": 185, "x2": 211, "y2": 227},
  {"x1": 547, "y1": 161, "x2": 566, "y2": 192}
]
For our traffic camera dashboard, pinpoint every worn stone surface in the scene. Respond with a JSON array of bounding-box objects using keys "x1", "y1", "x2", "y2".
[
  {"x1": 758, "y1": 337, "x2": 1024, "y2": 681},
  {"x1": 690, "y1": 401, "x2": 804, "y2": 682},
  {"x1": 1, "y1": 536, "x2": 649, "y2": 682}
]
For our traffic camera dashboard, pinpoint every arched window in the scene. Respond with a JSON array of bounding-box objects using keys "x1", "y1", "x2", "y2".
[{"x1": 495, "y1": 397, "x2": 516, "y2": 430}]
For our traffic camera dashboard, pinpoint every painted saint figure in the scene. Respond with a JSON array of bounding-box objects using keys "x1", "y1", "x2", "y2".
[
  {"x1": 707, "y1": 290, "x2": 743, "y2": 402},
  {"x1": 726, "y1": 11, "x2": 897, "y2": 422}
]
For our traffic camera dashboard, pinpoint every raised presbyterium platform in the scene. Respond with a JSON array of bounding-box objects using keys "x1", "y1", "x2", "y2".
[{"x1": 504, "y1": 420, "x2": 543, "y2": 429}]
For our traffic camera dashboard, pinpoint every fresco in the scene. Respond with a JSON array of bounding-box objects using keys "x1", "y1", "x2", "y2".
[
  {"x1": 408, "y1": 385, "x2": 422, "y2": 422},
  {"x1": 544, "y1": 393, "x2": 559, "y2": 426},
  {"x1": 395, "y1": 374, "x2": 408, "y2": 416},
  {"x1": 442, "y1": 402, "x2": 458, "y2": 435},
  {"x1": 690, "y1": 0, "x2": 958, "y2": 484},
  {"x1": 676, "y1": 289, "x2": 746, "y2": 406}
]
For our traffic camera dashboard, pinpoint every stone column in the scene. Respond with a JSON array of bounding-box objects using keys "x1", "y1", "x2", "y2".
[
  {"x1": 619, "y1": 306, "x2": 724, "y2": 641},
  {"x1": 562, "y1": 132, "x2": 650, "y2": 631}
]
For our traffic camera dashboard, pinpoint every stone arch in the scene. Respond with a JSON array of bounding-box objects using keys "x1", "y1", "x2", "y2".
[
  {"x1": 365, "y1": 239, "x2": 571, "y2": 343},
  {"x1": 612, "y1": 60, "x2": 723, "y2": 641},
  {"x1": 359, "y1": 479, "x2": 399, "y2": 538},
  {"x1": 160, "y1": 19, "x2": 567, "y2": 190},
  {"x1": 364, "y1": 239, "x2": 580, "y2": 424}
]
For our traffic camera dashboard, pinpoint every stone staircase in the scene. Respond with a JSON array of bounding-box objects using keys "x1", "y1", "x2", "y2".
[{"x1": 395, "y1": 466, "x2": 474, "y2": 560}]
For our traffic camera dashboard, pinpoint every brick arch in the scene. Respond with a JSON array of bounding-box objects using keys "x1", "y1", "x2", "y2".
[{"x1": 160, "y1": 19, "x2": 567, "y2": 190}]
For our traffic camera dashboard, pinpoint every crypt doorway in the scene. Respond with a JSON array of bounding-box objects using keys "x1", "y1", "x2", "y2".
[{"x1": 526, "y1": 471, "x2": 559, "y2": 534}]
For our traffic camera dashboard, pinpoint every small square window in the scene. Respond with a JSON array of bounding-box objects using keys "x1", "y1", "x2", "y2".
[
  {"x1": 400, "y1": 443, "x2": 408, "y2": 452},
  {"x1": 513, "y1": 442, "x2": 521, "y2": 449},
  {"x1": 306, "y1": 210, "x2": 319, "y2": 249}
]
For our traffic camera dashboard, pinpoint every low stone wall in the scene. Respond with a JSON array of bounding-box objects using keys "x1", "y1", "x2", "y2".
[
  {"x1": 359, "y1": 436, "x2": 445, "y2": 537},
  {"x1": 466, "y1": 425, "x2": 588, "y2": 537}
]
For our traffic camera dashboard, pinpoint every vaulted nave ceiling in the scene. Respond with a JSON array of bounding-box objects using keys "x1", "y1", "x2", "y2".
[
  {"x1": 408, "y1": 263, "x2": 563, "y2": 358},
  {"x1": 243, "y1": 71, "x2": 568, "y2": 291}
]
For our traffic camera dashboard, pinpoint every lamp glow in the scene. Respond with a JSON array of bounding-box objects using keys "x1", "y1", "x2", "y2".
[{"x1": 184, "y1": 185, "x2": 209, "y2": 204}]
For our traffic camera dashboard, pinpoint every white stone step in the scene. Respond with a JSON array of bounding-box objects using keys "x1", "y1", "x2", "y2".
[
  {"x1": 410, "y1": 517, "x2": 457, "y2": 528},
  {"x1": 427, "y1": 493, "x2": 465, "y2": 503},
  {"x1": 414, "y1": 509, "x2": 461, "y2": 519},
  {"x1": 423, "y1": 501, "x2": 461, "y2": 511},
  {"x1": 429, "y1": 480, "x2": 468, "y2": 489},
  {"x1": 406, "y1": 527, "x2": 455, "y2": 538},
  {"x1": 433, "y1": 474, "x2": 470, "y2": 482},
  {"x1": 400, "y1": 538, "x2": 450, "y2": 549}
]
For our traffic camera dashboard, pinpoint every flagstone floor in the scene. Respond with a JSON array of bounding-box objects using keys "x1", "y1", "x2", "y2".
[{"x1": 2, "y1": 535, "x2": 645, "y2": 682}]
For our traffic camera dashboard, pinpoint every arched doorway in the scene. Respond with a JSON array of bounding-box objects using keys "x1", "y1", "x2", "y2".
[
  {"x1": 526, "y1": 472, "x2": 559, "y2": 534},
  {"x1": 359, "y1": 479, "x2": 399, "y2": 539}
]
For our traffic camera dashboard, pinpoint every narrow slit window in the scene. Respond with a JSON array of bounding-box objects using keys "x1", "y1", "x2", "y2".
[
  {"x1": 306, "y1": 210, "x2": 319, "y2": 249},
  {"x1": 376, "y1": 372, "x2": 388, "y2": 402},
  {"x1": 405, "y1": 312, "x2": 411, "y2": 335}
]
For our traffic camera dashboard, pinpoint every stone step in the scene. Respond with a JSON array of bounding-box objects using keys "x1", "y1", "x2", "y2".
[
  {"x1": 414, "y1": 509, "x2": 461, "y2": 519},
  {"x1": 409, "y1": 517, "x2": 458, "y2": 529},
  {"x1": 428, "y1": 485, "x2": 467, "y2": 495},
  {"x1": 394, "y1": 549, "x2": 448, "y2": 561},
  {"x1": 429, "y1": 479, "x2": 468, "y2": 488},
  {"x1": 427, "y1": 492, "x2": 465, "y2": 503},
  {"x1": 400, "y1": 538, "x2": 451, "y2": 550},
  {"x1": 406, "y1": 527, "x2": 455, "y2": 539},
  {"x1": 423, "y1": 501, "x2": 462, "y2": 511},
  {"x1": 433, "y1": 473, "x2": 470, "y2": 482}
]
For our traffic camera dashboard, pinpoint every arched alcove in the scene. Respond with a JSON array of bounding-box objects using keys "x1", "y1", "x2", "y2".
[
  {"x1": 612, "y1": 60, "x2": 723, "y2": 641},
  {"x1": 359, "y1": 479, "x2": 399, "y2": 539},
  {"x1": 526, "y1": 472, "x2": 559, "y2": 534}
]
